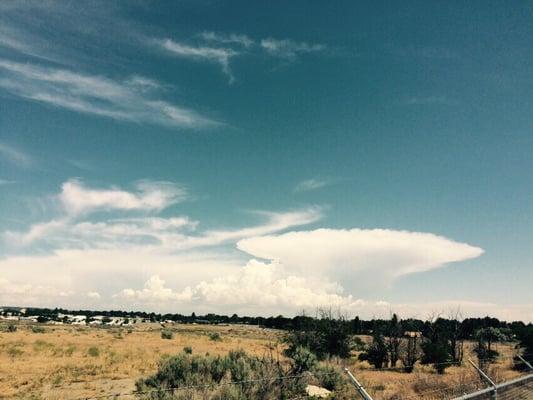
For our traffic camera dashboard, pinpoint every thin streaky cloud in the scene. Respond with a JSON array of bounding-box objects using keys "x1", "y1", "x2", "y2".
[
  {"x1": 0, "y1": 141, "x2": 32, "y2": 167},
  {"x1": 159, "y1": 38, "x2": 238, "y2": 83},
  {"x1": 0, "y1": 60, "x2": 214, "y2": 128},
  {"x1": 260, "y1": 38, "x2": 325, "y2": 59},
  {"x1": 294, "y1": 178, "x2": 331, "y2": 192},
  {"x1": 199, "y1": 32, "x2": 254, "y2": 48}
]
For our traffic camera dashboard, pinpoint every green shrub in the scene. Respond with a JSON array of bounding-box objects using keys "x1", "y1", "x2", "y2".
[
  {"x1": 161, "y1": 329, "x2": 174, "y2": 340},
  {"x1": 31, "y1": 326, "x2": 46, "y2": 334},
  {"x1": 87, "y1": 346, "x2": 100, "y2": 357},
  {"x1": 135, "y1": 349, "x2": 301, "y2": 400},
  {"x1": 208, "y1": 332, "x2": 221, "y2": 341},
  {"x1": 6, "y1": 324, "x2": 17, "y2": 332},
  {"x1": 312, "y1": 364, "x2": 344, "y2": 391},
  {"x1": 183, "y1": 346, "x2": 193, "y2": 354},
  {"x1": 288, "y1": 346, "x2": 317, "y2": 374}
]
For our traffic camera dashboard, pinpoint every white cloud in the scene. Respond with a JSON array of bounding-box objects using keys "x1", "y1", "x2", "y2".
[
  {"x1": 0, "y1": 276, "x2": 73, "y2": 305},
  {"x1": 199, "y1": 32, "x2": 254, "y2": 48},
  {"x1": 114, "y1": 275, "x2": 193, "y2": 303},
  {"x1": 0, "y1": 179, "x2": 15, "y2": 185},
  {"x1": 158, "y1": 34, "x2": 326, "y2": 83},
  {"x1": 294, "y1": 178, "x2": 331, "y2": 192},
  {"x1": 58, "y1": 179, "x2": 187, "y2": 216},
  {"x1": 183, "y1": 207, "x2": 323, "y2": 249},
  {"x1": 3, "y1": 178, "x2": 320, "y2": 249},
  {"x1": 237, "y1": 228, "x2": 484, "y2": 287},
  {"x1": 159, "y1": 39, "x2": 238, "y2": 83},
  {"x1": 111, "y1": 259, "x2": 365, "y2": 313},
  {"x1": 87, "y1": 291, "x2": 100, "y2": 300},
  {"x1": 260, "y1": 38, "x2": 325, "y2": 59},
  {"x1": 192, "y1": 259, "x2": 365, "y2": 312},
  {"x1": 0, "y1": 141, "x2": 32, "y2": 167},
  {"x1": 0, "y1": 60, "x2": 213, "y2": 128},
  {"x1": 4, "y1": 216, "x2": 197, "y2": 248},
  {"x1": 5, "y1": 179, "x2": 527, "y2": 320}
]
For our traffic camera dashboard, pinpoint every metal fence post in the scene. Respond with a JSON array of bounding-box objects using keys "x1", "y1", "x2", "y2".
[
  {"x1": 468, "y1": 359, "x2": 497, "y2": 400},
  {"x1": 344, "y1": 368, "x2": 374, "y2": 400},
  {"x1": 517, "y1": 354, "x2": 533, "y2": 371}
]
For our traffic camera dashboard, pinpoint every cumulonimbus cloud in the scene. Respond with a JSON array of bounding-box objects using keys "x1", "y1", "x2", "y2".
[{"x1": 237, "y1": 228, "x2": 484, "y2": 283}]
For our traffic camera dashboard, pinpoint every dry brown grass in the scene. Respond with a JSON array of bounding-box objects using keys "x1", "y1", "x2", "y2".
[
  {"x1": 0, "y1": 322, "x2": 281, "y2": 399},
  {"x1": 0, "y1": 322, "x2": 523, "y2": 400}
]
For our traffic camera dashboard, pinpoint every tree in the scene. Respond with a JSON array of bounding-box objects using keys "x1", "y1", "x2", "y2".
[
  {"x1": 284, "y1": 309, "x2": 352, "y2": 360},
  {"x1": 359, "y1": 333, "x2": 389, "y2": 369},
  {"x1": 421, "y1": 318, "x2": 452, "y2": 374},
  {"x1": 445, "y1": 309, "x2": 464, "y2": 365},
  {"x1": 386, "y1": 313, "x2": 402, "y2": 367},
  {"x1": 474, "y1": 327, "x2": 505, "y2": 369},
  {"x1": 399, "y1": 332, "x2": 420, "y2": 373}
]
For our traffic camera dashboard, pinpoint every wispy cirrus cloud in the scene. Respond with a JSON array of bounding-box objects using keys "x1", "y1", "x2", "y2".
[
  {"x1": 159, "y1": 39, "x2": 238, "y2": 83},
  {"x1": 0, "y1": 60, "x2": 215, "y2": 128},
  {"x1": 260, "y1": 38, "x2": 325, "y2": 59},
  {"x1": 0, "y1": 141, "x2": 33, "y2": 167},
  {"x1": 157, "y1": 34, "x2": 326, "y2": 83},
  {"x1": 199, "y1": 32, "x2": 254, "y2": 48},
  {"x1": 294, "y1": 177, "x2": 332, "y2": 192}
]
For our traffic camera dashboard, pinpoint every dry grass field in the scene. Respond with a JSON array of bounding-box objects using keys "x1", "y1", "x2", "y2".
[{"x1": 0, "y1": 322, "x2": 524, "y2": 400}]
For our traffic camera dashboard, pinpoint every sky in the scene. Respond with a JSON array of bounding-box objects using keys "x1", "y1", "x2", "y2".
[{"x1": 0, "y1": 1, "x2": 532, "y2": 321}]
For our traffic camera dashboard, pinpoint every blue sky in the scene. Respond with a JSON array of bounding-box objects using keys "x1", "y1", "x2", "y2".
[{"x1": 0, "y1": 1, "x2": 532, "y2": 320}]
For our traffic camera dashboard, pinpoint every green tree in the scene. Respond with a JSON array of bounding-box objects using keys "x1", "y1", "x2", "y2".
[
  {"x1": 359, "y1": 334, "x2": 389, "y2": 369},
  {"x1": 386, "y1": 313, "x2": 402, "y2": 367},
  {"x1": 421, "y1": 320, "x2": 452, "y2": 374},
  {"x1": 474, "y1": 327, "x2": 505, "y2": 369}
]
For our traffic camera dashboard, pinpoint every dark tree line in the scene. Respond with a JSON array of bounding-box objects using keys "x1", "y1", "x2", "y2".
[{"x1": 10, "y1": 307, "x2": 530, "y2": 342}]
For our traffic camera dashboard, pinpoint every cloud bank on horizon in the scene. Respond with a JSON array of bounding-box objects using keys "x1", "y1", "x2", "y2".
[{"x1": 0, "y1": 179, "x2": 514, "y2": 320}]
